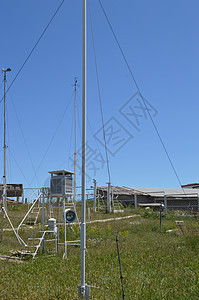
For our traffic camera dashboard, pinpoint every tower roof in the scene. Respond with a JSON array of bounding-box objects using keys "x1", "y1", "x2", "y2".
[{"x1": 48, "y1": 170, "x2": 74, "y2": 176}]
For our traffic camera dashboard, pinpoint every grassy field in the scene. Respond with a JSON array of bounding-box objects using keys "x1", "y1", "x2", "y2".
[{"x1": 0, "y1": 203, "x2": 199, "y2": 299}]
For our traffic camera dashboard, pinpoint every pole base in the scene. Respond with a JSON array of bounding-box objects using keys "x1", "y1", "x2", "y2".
[{"x1": 78, "y1": 284, "x2": 90, "y2": 299}]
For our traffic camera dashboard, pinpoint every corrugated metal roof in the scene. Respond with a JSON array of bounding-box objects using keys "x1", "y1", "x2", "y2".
[
  {"x1": 97, "y1": 186, "x2": 135, "y2": 195},
  {"x1": 181, "y1": 183, "x2": 199, "y2": 188},
  {"x1": 97, "y1": 186, "x2": 199, "y2": 198},
  {"x1": 129, "y1": 187, "x2": 199, "y2": 197}
]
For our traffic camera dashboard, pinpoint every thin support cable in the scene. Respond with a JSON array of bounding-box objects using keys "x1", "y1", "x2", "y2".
[
  {"x1": 6, "y1": 106, "x2": 12, "y2": 183},
  {"x1": 89, "y1": 2, "x2": 125, "y2": 298},
  {"x1": 68, "y1": 104, "x2": 75, "y2": 168},
  {"x1": 76, "y1": 91, "x2": 104, "y2": 159},
  {"x1": 98, "y1": 0, "x2": 185, "y2": 194},
  {"x1": 111, "y1": 196, "x2": 126, "y2": 299},
  {"x1": 7, "y1": 149, "x2": 12, "y2": 184},
  {"x1": 9, "y1": 93, "x2": 40, "y2": 187},
  {"x1": 88, "y1": 0, "x2": 111, "y2": 183},
  {"x1": 76, "y1": 92, "x2": 82, "y2": 141},
  {"x1": 0, "y1": 103, "x2": 3, "y2": 139},
  {"x1": 0, "y1": 0, "x2": 65, "y2": 104},
  {"x1": 29, "y1": 91, "x2": 75, "y2": 186},
  {"x1": 116, "y1": 234, "x2": 125, "y2": 299},
  {"x1": 2, "y1": 207, "x2": 26, "y2": 246},
  {"x1": 67, "y1": 102, "x2": 75, "y2": 170},
  {"x1": 8, "y1": 148, "x2": 30, "y2": 186},
  {"x1": 0, "y1": 79, "x2": 3, "y2": 86},
  {"x1": 0, "y1": 79, "x2": 4, "y2": 93}
]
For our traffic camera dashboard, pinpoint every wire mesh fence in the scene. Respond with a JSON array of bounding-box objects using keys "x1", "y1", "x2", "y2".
[
  {"x1": 95, "y1": 188, "x2": 199, "y2": 214},
  {"x1": 165, "y1": 196, "x2": 199, "y2": 214}
]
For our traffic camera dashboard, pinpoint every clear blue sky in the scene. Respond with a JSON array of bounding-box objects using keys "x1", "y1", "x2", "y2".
[{"x1": 1, "y1": 0, "x2": 199, "y2": 191}]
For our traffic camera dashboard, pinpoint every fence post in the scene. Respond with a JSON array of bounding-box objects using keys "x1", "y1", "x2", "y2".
[
  {"x1": 22, "y1": 189, "x2": 24, "y2": 204},
  {"x1": 107, "y1": 182, "x2": 111, "y2": 213},
  {"x1": 164, "y1": 194, "x2": 168, "y2": 213},
  {"x1": 93, "y1": 179, "x2": 96, "y2": 212},
  {"x1": 98, "y1": 191, "x2": 100, "y2": 211},
  {"x1": 42, "y1": 188, "x2": 45, "y2": 253},
  {"x1": 134, "y1": 193, "x2": 137, "y2": 210},
  {"x1": 198, "y1": 196, "x2": 199, "y2": 213},
  {"x1": 88, "y1": 205, "x2": 90, "y2": 221}
]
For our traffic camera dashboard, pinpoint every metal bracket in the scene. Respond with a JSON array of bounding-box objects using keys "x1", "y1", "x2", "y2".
[{"x1": 78, "y1": 285, "x2": 90, "y2": 299}]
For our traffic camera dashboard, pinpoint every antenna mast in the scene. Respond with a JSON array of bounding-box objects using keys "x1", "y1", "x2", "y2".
[
  {"x1": 74, "y1": 78, "x2": 77, "y2": 204},
  {"x1": 2, "y1": 68, "x2": 11, "y2": 211},
  {"x1": 1, "y1": 67, "x2": 11, "y2": 241},
  {"x1": 78, "y1": 0, "x2": 89, "y2": 298}
]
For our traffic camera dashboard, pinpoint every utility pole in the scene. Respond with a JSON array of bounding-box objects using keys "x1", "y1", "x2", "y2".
[
  {"x1": 1, "y1": 67, "x2": 11, "y2": 241},
  {"x1": 74, "y1": 78, "x2": 77, "y2": 204}
]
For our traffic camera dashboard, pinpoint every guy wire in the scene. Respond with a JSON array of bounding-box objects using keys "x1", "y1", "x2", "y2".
[{"x1": 89, "y1": 1, "x2": 125, "y2": 298}]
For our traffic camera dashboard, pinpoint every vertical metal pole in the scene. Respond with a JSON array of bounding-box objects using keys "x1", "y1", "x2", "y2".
[
  {"x1": 134, "y1": 193, "x2": 137, "y2": 210},
  {"x1": 49, "y1": 196, "x2": 52, "y2": 218},
  {"x1": 0, "y1": 210, "x2": 3, "y2": 242},
  {"x1": 98, "y1": 190, "x2": 99, "y2": 211},
  {"x1": 93, "y1": 179, "x2": 96, "y2": 212},
  {"x1": 79, "y1": 0, "x2": 87, "y2": 297},
  {"x1": 1, "y1": 69, "x2": 11, "y2": 242},
  {"x1": 57, "y1": 197, "x2": 60, "y2": 251},
  {"x1": 164, "y1": 194, "x2": 168, "y2": 214},
  {"x1": 160, "y1": 209, "x2": 162, "y2": 231},
  {"x1": 55, "y1": 228, "x2": 58, "y2": 254},
  {"x1": 63, "y1": 199, "x2": 67, "y2": 258},
  {"x1": 198, "y1": 195, "x2": 199, "y2": 213},
  {"x1": 160, "y1": 204, "x2": 164, "y2": 231},
  {"x1": 74, "y1": 79, "x2": 77, "y2": 204},
  {"x1": 107, "y1": 182, "x2": 111, "y2": 213},
  {"x1": 3, "y1": 71, "x2": 7, "y2": 212},
  {"x1": 22, "y1": 189, "x2": 24, "y2": 204},
  {"x1": 42, "y1": 188, "x2": 45, "y2": 253}
]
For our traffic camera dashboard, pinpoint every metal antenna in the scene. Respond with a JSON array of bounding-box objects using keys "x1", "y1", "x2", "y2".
[
  {"x1": 1, "y1": 68, "x2": 11, "y2": 242},
  {"x1": 73, "y1": 78, "x2": 78, "y2": 204}
]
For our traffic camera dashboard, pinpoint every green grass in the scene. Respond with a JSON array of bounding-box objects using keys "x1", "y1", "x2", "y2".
[{"x1": 0, "y1": 204, "x2": 199, "y2": 299}]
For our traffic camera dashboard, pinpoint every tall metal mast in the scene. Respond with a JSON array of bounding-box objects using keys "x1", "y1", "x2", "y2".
[
  {"x1": 2, "y1": 68, "x2": 11, "y2": 213},
  {"x1": 1, "y1": 68, "x2": 11, "y2": 242},
  {"x1": 74, "y1": 78, "x2": 77, "y2": 204},
  {"x1": 78, "y1": 0, "x2": 89, "y2": 298}
]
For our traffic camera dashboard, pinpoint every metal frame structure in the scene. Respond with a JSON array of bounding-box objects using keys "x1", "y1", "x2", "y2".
[{"x1": 17, "y1": 191, "x2": 42, "y2": 234}]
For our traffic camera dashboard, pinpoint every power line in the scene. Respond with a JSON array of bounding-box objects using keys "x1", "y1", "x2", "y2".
[
  {"x1": 0, "y1": 0, "x2": 65, "y2": 104},
  {"x1": 98, "y1": 0, "x2": 185, "y2": 193}
]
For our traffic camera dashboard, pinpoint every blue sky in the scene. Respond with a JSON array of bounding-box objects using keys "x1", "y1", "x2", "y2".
[{"x1": 1, "y1": 0, "x2": 199, "y2": 191}]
